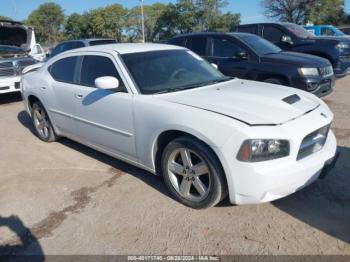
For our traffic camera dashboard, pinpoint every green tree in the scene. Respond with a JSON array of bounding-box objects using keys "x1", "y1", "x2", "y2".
[
  {"x1": 261, "y1": 0, "x2": 345, "y2": 25},
  {"x1": 209, "y1": 12, "x2": 240, "y2": 32},
  {"x1": 156, "y1": 0, "x2": 239, "y2": 39},
  {"x1": 309, "y1": 0, "x2": 345, "y2": 25},
  {"x1": 65, "y1": 13, "x2": 89, "y2": 39},
  {"x1": 0, "y1": 16, "x2": 12, "y2": 21},
  {"x1": 85, "y1": 4, "x2": 127, "y2": 41},
  {"x1": 126, "y1": 3, "x2": 167, "y2": 42},
  {"x1": 26, "y1": 2, "x2": 65, "y2": 44}
]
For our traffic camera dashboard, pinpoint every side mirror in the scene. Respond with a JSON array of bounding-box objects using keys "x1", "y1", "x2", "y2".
[
  {"x1": 95, "y1": 76, "x2": 119, "y2": 90},
  {"x1": 211, "y1": 63, "x2": 218, "y2": 69},
  {"x1": 237, "y1": 51, "x2": 248, "y2": 60},
  {"x1": 281, "y1": 35, "x2": 293, "y2": 45}
]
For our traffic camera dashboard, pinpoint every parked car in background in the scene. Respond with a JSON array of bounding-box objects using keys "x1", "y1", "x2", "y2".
[
  {"x1": 168, "y1": 32, "x2": 335, "y2": 97},
  {"x1": 232, "y1": 22, "x2": 350, "y2": 77},
  {"x1": 49, "y1": 38, "x2": 117, "y2": 58},
  {"x1": 304, "y1": 25, "x2": 349, "y2": 37},
  {"x1": 0, "y1": 20, "x2": 39, "y2": 94},
  {"x1": 21, "y1": 43, "x2": 337, "y2": 209}
]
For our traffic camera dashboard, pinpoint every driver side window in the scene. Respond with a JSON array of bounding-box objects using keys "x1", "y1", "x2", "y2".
[
  {"x1": 79, "y1": 55, "x2": 126, "y2": 91},
  {"x1": 212, "y1": 38, "x2": 244, "y2": 58}
]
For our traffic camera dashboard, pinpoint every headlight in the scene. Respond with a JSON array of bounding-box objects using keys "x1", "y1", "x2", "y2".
[
  {"x1": 298, "y1": 67, "x2": 319, "y2": 76},
  {"x1": 237, "y1": 139, "x2": 290, "y2": 162},
  {"x1": 336, "y1": 42, "x2": 349, "y2": 49}
]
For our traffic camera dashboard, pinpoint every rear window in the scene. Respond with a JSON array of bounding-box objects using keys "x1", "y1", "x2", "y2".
[
  {"x1": 237, "y1": 25, "x2": 257, "y2": 35},
  {"x1": 50, "y1": 56, "x2": 78, "y2": 83},
  {"x1": 89, "y1": 39, "x2": 117, "y2": 46},
  {"x1": 51, "y1": 41, "x2": 85, "y2": 57},
  {"x1": 187, "y1": 37, "x2": 207, "y2": 56}
]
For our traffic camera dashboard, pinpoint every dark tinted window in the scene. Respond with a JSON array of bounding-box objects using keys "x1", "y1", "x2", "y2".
[
  {"x1": 80, "y1": 55, "x2": 123, "y2": 88},
  {"x1": 320, "y1": 28, "x2": 336, "y2": 36},
  {"x1": 237, "y1": 25, "x2": 257, "y2": 34},
  {"x1": 212, "y1": 38, "x2": 243, "y2": 57},
  {"x1": 51, "y1": 41, "x2": 85, "y2": 57},
  {"x1": 263, "y1": 26, "x2": 284, "y2": 43},
  {"x1": 50, "y1": 56, "x2": 78, "y2": 83},
  {"x1": 89, "y1": 39, "x2": 117, "y2": 46},
  {"x1": 169, "y1": 37, "x2": 186, "y2": 47},
  {"x1": 187, "y1": 37, "x2": 207, "y2": 56},
  {"x1": 238, "y1": 34, "x2": 281, "y2": 55}
]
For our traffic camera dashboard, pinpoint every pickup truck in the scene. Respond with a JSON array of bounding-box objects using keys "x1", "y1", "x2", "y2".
[
  {"x1": 0, "y1": 20, "x2": 42, "y2": 94},
  {"x1": 232, "y1": 22, "x2": 350, "y2": 77}
]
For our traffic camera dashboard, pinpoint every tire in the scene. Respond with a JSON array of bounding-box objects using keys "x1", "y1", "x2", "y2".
[
  {"x1": 264, "y1": 78, "x2": 286, "y2": 86},
  {"x1": 31, "y1": 101, "x2": 58, "y2": 142},
  {"x1": 161, "y1": 136, "x2": 227, "y2": 209}
]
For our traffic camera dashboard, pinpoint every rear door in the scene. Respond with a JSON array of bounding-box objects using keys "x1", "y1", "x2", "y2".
[
  {"x1": 208, "y1": 36, "x2": 250, "y2": 78},
  {"x1": 47, "y1": 55, "x2": 80, "y2": 136}
]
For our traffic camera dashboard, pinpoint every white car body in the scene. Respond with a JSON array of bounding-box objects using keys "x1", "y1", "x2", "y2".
[{"x1": 21, "y1": 43, "x2": 337, "y2": 205}]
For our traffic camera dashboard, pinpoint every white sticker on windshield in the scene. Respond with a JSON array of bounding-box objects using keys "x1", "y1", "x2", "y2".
[{"x1": 187, "y1": 50, "x2": 204, "y2": 61}]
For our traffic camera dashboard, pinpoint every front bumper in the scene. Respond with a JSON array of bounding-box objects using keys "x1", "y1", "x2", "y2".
[
  {"x1": 217, "y1": 105, "x2": 337, "y2": 205},
  {"x1": 292, "y1": 75, "x2": 335, "y2": 98},
  {"x1": 231, "y1": 131, "x2": 337, "y2": 205},
  {"x1": 333, "y1": 57, "x2": 350, "y2": 77},
  {"x1": 0, "y1": 76, "x2": 21, "y2": 94}
]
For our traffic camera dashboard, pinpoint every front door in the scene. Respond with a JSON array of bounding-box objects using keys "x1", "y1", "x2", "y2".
[
  {"x1": 73, "y1": 54, "x2": 136, "y2": 160},
  {"x1": 208, "y1": 37, "x2": 249, "y2": 78}
]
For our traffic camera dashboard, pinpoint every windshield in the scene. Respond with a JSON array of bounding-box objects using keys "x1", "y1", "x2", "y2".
[
  {"x1": 0, "y1": 45, "x2": 25, "y2": 54},
  {"x1": 332, "y1": 27, "x2": 345, "y2": 36},
  {"x1": 284, "y1": 23, "x2": 314, "y2": 39},
  {"x1": 121, "y1": 50, "x2": 230, "y2": 94},
  {"x1": 238, "y1": 34, "x2": 282, "y2": 55}
]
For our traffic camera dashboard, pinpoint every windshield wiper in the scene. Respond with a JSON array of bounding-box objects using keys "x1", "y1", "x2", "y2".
[{"x1": 152, "y1": 77, "x2": 233, "y2": 94}]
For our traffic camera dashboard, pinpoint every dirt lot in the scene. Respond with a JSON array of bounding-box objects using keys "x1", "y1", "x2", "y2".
[{"x1": 0, "y1": 77, "x2": 349, "y2": 256}]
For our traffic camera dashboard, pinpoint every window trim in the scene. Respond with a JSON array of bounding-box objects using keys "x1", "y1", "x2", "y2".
[
  {"x1": 48, "y1": 55, "x2": 80, "y2": 85},
  {"x1": 76, "y1": 53, "x2": 128, "y2": 92}
]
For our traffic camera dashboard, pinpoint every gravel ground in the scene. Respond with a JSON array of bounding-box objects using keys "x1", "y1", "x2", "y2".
[{"x1": 0, "y1": 77, "x2": 349, "y2": 256}]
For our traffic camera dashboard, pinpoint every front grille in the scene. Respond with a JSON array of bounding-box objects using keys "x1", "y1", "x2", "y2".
[
  {"x1": 17, "y1": 59, "x2": 36, "y2": 67},
  {"x1": 0, "y1": 59, "x2": 36, "y2": 77},
  {"x1": 319, "y1": 66, "x2": 334, "y2": 77},
  {"x1": 0, "y1": 62, "x2": 13, "y2": 68},
  {"x1": 0, "y1": 68, "x2": 15, "y2": 77},
  {"x1": 297, "y1": 125, "x2": 330, "y2": 160}
]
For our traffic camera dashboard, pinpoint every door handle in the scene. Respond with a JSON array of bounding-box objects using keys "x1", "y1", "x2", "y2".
[{"x1": 75, "y1": 93, "x2": 84, "y2": 99}]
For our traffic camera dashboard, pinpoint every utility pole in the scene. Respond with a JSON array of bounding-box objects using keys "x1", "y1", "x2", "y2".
[{"x1": 140, "y1": 0, "x2": 145, "y2": 42}]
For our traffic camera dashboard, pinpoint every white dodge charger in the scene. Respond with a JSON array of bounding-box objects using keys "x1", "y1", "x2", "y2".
[{"x1": 21, "y1": 43, "x2": 338, "y2": 209}]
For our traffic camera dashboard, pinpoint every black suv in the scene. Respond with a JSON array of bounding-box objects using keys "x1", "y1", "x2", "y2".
[
  {"x1": 232, "y1": 23, "x2": 350, "y2": 77},
  {"x1": 168, "y1": 32, "x2": 335, "y2": 97},
  {"x1": 49, "y1": 38, "x2": 117, "y2": 58}
]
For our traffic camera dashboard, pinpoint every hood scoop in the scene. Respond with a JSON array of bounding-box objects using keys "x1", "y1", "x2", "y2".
[{"x1": 282, "y1": 94, "x2": 301, "y2": 104}]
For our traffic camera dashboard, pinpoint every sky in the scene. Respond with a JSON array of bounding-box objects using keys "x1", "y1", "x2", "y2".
[{"x1": 1, "y1": 0, "x2": 350, "y2": 24}]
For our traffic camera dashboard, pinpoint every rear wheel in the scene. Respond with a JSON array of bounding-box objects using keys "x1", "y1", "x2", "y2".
[
  {"x1": 161, "y1": 136, "x2": 227, "y2": 209},
  {"x1": 31, "y1": 102, "x2": 58, "y2": 142}
]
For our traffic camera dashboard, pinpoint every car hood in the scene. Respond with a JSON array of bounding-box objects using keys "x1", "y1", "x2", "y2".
[
  {"x1": 157, "y1": 79, "x2": 320, "y2": 125},
  {"x1": 0, "y1": 23, "x2": 32, "y2": 51},
  {"x1": 261, "y1": 51, "x2": 330, "y2": 67}
]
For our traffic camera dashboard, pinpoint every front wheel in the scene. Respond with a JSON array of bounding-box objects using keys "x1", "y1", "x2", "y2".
[
  {"x1": 31, "y1": 101, "x2": 58, "y2": 142},
  {"x1": 161, "y1": 136, "x2": 227, "y2": 209}
]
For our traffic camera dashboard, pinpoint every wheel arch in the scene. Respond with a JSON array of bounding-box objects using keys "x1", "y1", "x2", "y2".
[
  {"x1": 152, "y1": 129, "x2": 226, "y2": 180},
  {"x1": 257, "y1": 73, "x2": 290, "y2": 85}
]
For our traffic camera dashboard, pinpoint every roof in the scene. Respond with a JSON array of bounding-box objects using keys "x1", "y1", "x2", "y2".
[
  {"x1": 66, "y1": 43, "x2": 185, "y2": 55},
  {"x1": 171, "y1": 32, "x2": 256, "y2": 39}
]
